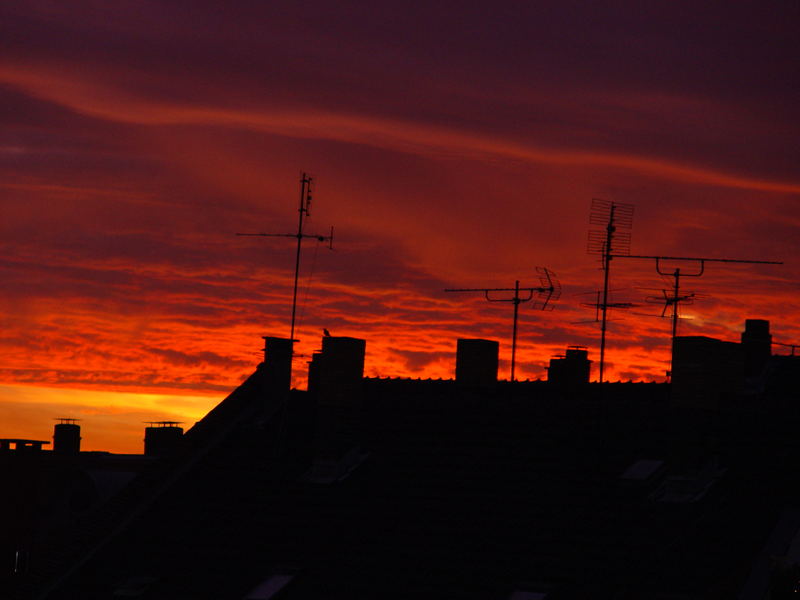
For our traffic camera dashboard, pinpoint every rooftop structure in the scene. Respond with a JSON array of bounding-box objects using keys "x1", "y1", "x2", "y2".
[{"x1": 547, "y1": 346, "x2": 592, "y2": 386}]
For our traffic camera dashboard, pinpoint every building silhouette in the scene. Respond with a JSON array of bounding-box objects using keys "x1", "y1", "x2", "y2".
[{"x1": 3, "y1": 322, "x2": 800, "y2": 599}]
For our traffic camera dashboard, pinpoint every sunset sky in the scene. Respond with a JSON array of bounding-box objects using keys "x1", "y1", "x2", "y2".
[{"x1": 2, "y1": 2, "x2": 798, "y2": 452}]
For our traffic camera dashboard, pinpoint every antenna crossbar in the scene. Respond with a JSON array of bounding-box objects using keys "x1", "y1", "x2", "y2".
[
  {"x1": 445, "y1": 268, "x2": 560, "y2": 381},
  {"x1": 237, "y1": 173, "x2": 334, "y2": 360},
  {"x1": 615, "y1": 254, "x2": 782, "y2": 265}
]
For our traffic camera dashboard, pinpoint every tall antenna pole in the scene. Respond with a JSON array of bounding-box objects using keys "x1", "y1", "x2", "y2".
[
  {"x1": 646, "y1": 263, "x2": 703, "y2": 380},
  {"x1": 237, "y1": 172, "x2": 334, "y2": 355},
  {"x1": 588, "y1": 199, "x2": 634, "y2": 382},
  {"x1": 511, "y1": 280, "x2": 521, "y2": 381},
  {"x1": 289, "y1": 174, "x2": 311, "y2": 345},
  {"x1": 599, "y1": 205, "x2": 613, "y2": 384},
  {"x1": 669, "y1": 267, "x2": 680, "y2": 372},
  {"x1": 445, "y1": 268, "x2": 560, "y2": 381}
]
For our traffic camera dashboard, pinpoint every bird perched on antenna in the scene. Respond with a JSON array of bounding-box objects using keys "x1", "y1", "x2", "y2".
[{"x1": 323, "y1": 328, "x2": 331, "y2": 337}]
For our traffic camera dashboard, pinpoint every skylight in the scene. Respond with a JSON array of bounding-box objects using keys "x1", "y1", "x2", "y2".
[
  {"x1": 620, "y1": 459, "x2": 665, "y2": 481},
  {"x1": 302, "y1": 446, "x2": 370, "y2": 484},
  {"x1": 243, "y1": 573, "x2": 295, "y2": 599},
  {"x1": 112, "y1": 575, "x2": 158, "y2": 597}
]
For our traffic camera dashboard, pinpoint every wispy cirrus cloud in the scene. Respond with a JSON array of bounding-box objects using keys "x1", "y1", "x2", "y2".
[{"x1": 2, "y1": 63, "x2": 799, "y2": 195}]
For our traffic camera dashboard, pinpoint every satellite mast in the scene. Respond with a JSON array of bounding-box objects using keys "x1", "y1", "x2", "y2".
[
  {"x1": 587, "y1": 199, "x2": 634, "y2": 382},
  {"x1": 237, "y1": 173, "x2": 334, "y2": 355},
  {"x1": 445, "y1": 268, "x2": 560, "y2": 381}
]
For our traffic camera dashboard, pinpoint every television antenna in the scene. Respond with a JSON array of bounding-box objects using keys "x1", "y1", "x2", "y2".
[
  {"x1": 587, "y1": 198, "x2": 634, "y2": 382},
  {"x1": 445, "y1": 267, "x2": 560, "y2": 381},
  {"x1": 641, "y1": 263, "x2": 705, "y2": 379},
  {"x1": 237, "y1": 173, "x2": 334, "y2": 356},
  {"x1": 618, "y1": 255, "x2": 782, "y2": 380},
  {"x1": 588, "y1": 198, "x2": 782, "y2": 381}
]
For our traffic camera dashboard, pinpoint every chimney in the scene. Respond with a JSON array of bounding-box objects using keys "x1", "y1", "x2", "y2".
[
  {"x1": 261, "y1": 336, "x2": 293, "y2": 394},
  {"x1": 741, "y1": 319, "x2": 771, "y2": 378},
  {"x1": 53, "y1": 418, "x2": 81, "y2": 455},
  {"x1": 143, "y1": 422, "x2": 184, "y2": 457},
  {"x1": 309, "y1": 336, "x2": 366, "y2": 461},
  {"x1": 455, "y1": 339, "x2": 499, "y2": 386},
  {"x1": 548, "y1": 346, "x2": 592, "y2": 385}
]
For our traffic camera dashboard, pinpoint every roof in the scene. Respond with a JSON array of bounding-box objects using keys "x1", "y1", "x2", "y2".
[{"x1": 24, "y1": 373, "x2": 800, "y2": 599}]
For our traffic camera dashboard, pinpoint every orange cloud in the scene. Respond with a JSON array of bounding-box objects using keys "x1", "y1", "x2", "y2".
[{"x1": 1, "y1": 10, "x2": 797, "y2": 454}]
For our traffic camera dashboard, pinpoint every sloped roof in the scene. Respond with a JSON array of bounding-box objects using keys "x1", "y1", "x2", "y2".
[{"x1": 36, "y1": 376, "x2": 800, "y2": 599}]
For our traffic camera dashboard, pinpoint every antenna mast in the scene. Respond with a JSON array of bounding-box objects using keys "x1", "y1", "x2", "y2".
[
  {"x1": 587, "y1": 199, "x2": 634, "y2": 383},
  {"x1": 622, "y1": 254, "x2": 782, "y2": 379},
  {"x1": 237, "y1": 172, "x2": 334, "y2": 354},
  {"x1": 445, "y1": 268, "x2": 560, "y2": 381},
  {"x1": 643, "y1": 263, "x2": 703, "y2": 379}
]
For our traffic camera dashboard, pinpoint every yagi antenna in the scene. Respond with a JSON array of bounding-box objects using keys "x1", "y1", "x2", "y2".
[
  {"x1": 445, "y1": 267, "x2": 560, "y2": 382},
  {"x1": 237, "y1": 172, "x2": 334, "y2": 356},
  {"x1": 587, "y1": 198, "x2": 634, "y2": 383},
  {"x1": 644, "y1": 289, "x2": 698, "y2": 318}
]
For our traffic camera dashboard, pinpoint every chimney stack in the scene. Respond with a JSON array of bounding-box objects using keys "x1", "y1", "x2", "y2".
[
  {"x1": 548, "y1": 346, "x2": 592, "y2": 385},
  {"x1": 308, "y1": 336, "x2": 366, "y2": 460},
  {"x1": 261, "y1": 336, "x2": 293, "y2": 394},
  {"x1": 455, "y1": 339, "x2": 499, "y2": 386},
  {"x1": 144, "y1": 422, "x2": 184, "y2": 457},
  {"x1": 741, "y1": 319, "x2": 771, "y2": 378},
  {"x1": 53, "y1": 418, "x2": 81, "y2": 455}
]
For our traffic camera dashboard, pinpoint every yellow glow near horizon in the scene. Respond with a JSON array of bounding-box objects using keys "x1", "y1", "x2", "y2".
[{"x1": 0, "y1": 383, "x2": 221, "y2": 454}]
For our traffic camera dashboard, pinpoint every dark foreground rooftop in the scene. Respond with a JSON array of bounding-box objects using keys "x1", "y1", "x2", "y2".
[{"x1": 11, "y1": 331, "x2": 800, "y2": 600}]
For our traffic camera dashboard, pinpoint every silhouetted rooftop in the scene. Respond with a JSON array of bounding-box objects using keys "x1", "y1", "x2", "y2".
[{"x1": 22, "y1": 364, "x2": 800, "y2": 599}]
